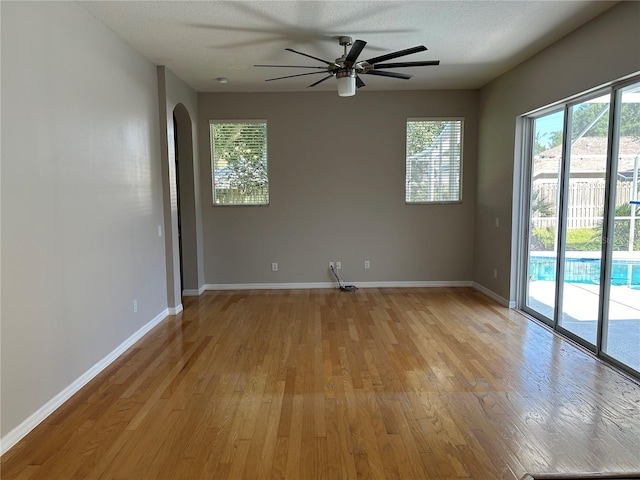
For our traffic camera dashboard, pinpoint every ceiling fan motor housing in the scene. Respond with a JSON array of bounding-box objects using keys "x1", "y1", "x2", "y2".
[{"x1": 335, "y1": 68, "x2": 355, "y2": 79}]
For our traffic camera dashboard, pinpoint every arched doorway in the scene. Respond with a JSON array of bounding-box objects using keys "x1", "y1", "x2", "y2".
[{"x1": 172, "y1": 103, "x2": 200, "y2": 296}]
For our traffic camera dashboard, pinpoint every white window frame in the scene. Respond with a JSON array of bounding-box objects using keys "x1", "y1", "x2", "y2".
[{"x1": 405, "y1": 118, "x2": 464, "y2": 204}]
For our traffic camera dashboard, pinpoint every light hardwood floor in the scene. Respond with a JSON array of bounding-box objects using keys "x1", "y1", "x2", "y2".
[{"x1": 2, "y1": 288, "x2": 639, "y2": 479}]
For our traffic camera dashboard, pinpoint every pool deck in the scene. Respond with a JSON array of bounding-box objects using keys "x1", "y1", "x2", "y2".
[
  {"x1": 528, "y1": 280, "x2": 640, "y2": 372},
  {"x1": 529, "y1": 281, "x2": 640, "y2": 320}
]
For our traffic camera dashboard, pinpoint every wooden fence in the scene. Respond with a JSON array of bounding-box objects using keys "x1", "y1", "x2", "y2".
[{"x1": 533, "y1": 180, "x2": 634, "y2": 229}]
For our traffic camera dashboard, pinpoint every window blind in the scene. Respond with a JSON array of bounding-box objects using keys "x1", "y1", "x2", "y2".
[
  {"x1": 406, "y1": 119, "x2": 463, "y2": 203},
  {"x1": 210, "y1": 121, "x2": 268, "y2": 205}
]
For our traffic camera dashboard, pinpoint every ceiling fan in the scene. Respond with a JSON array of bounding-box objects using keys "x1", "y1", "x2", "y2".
[{"x1": 255, "y1": 36, "x2": 439, "y2": 97}]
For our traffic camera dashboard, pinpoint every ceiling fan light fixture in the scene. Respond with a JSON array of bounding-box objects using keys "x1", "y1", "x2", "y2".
[{"x1": 336, "y1": 69, "x2": 356, "y2": 97}]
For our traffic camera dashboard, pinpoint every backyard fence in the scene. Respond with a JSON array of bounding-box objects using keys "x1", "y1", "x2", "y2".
[{"x1": 533, "y1": 180, "x2": 634, "y2": 228}]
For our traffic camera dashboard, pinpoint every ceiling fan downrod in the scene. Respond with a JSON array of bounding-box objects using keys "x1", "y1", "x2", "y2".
[{"x1": 338, "y1": 36, "x2": 353, "y2": 60}]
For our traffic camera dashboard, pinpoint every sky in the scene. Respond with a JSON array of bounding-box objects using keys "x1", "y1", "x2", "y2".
[{"x1": 534, "y1": 110, "x2": 564, "y2": 149}]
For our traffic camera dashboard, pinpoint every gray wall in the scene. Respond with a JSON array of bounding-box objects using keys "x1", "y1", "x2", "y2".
[
  {"x1": 162, "y1": 68, "x2": 204, "y2": 294},
  {"x1": 198, "y1": 90, "x2": 478, "y2": 285},
  {"x1": 1, "y1": 2, "x2": 168, "y2": 437},
  {"x1": 2, "y1": 0, "x2": 637, "y2": 453},
  {"x1": 475, "y1": 1, "x2": 640, "y2": 302},
  {"x1": 157, "y1": 66, "x2": 203, "y2": 307}
]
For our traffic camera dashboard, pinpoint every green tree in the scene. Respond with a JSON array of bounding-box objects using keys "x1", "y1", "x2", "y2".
[
  {"x1": 548, "y1": 130, "x2": 563, "y2": 149},
  {"x1": 406, "y1": 121, "x2": 461, "y2": 202},
  {"x1": 540, "y1": 101, "x2": 640, "y2": 151},
  {"x1": 406, "y1": 121, "x2": 446, "y2": 156},
  {"x1": 534, "y1": 131, "x2": 550, "y2": 155},
  {"x1": 529, "y1": 188, "x2": 556, "y2": 251},
  {"x1": 619, "y1": 102, "x2": 640, "y2": 139},
  {"x1": 610, "y1": 203, "x2": 640, "y2": 251},
  {"x1": 531, "y1": 189, "x2": 553, "y2": 217},
  {"x1": 571, "y1": 103, "x2": 609, "y2": 140},
  {"x1": 212, "y1": 123, "x2": 268, "y2": 203},
  {"x1": 570, "y1": 102, "x2": 640, "y2": 140}
]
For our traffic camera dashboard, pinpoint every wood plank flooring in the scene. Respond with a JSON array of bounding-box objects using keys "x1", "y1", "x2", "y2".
[{"x1": 2, "y1": 288, "x2": 640, "y2": 479}]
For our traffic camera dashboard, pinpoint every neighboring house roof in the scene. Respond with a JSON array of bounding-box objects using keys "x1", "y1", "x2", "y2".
[{"x1": 534, "y1": 136, "x2": 640, "y2": 177}]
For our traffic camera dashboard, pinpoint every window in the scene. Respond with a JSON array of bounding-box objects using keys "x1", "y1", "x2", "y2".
[
  {"x1": 405, "y1": 119, "x2": 463, "y2": 203},
  {"x1": 210, "y1": 121, "x2": 268, "y2": 205},
  {"x1": 519, "y1": 76, "x2": 640, "y2": 378}
]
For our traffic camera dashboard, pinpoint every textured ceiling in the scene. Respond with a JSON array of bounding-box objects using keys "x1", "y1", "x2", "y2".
[{"x1": 80, "y1": 1, "x2": 616, "y2": 93}]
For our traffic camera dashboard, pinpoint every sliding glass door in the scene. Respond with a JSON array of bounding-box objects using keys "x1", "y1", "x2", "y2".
[
  {"x1": 522, "y1": 78, "x2": 640, "y2": 377},
  {"x1": 601, "y1": 82, "x2": 640, "y2": 372},
  {"x1": 525, "y1": 110, "x2": 564, "y2": 322},
  {"x1": 557, "y1": 94, "x2": 611, "y2": 346}
]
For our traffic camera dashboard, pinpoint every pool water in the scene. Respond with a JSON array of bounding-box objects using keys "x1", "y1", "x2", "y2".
[{"x1": 530, "y1": 256, "x2": 640, "y2": 287}]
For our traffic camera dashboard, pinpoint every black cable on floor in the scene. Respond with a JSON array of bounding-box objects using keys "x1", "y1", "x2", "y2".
[{"x1": 330, "y1": 265, "x2": 357, "y2": 292}]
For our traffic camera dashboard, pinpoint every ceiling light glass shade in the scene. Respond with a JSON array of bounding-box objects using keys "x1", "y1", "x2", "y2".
[{"x1": 337, "y1": 75, "x2": 356, "y2": 97}]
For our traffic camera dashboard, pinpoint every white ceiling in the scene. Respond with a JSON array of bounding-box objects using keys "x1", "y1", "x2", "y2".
[{"x1": 80, "y1": 1, "x2": 616, "y2": 93}]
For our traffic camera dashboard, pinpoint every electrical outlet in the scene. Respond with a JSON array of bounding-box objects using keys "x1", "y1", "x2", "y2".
[
  {"x1": 493, "y1": 268, "x2": 498, "y2": 279},
  {"x1": 133, "y1": 299, "x2": 138, "y2": 313},
  {"x1": 329, "y1": 261, "x2": 335, "y2": 269},
  {"x1": 272, "y1": 262, "x2": 278, "y2": 272},
  {"x1": 364, "y1": 260, "x2": 370, "y2": 269},
  {"x1": 495, "y1": 217, "x2": 500, "y2": 228},
  {"x1": 336, "y1": 261, "x2": 341, "y2": 270}
]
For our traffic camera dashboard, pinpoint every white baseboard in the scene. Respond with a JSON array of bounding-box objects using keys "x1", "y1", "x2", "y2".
[
  {"x1": 203, "y1": 280, "x2": 474, "y2": 291},
  {"x1": 356, "y1": 281, "x2": 474, "y2": 288},
  {"x1": 168, "y1": 303, "x2": 183, "y2": 315},
  {"x1": 472, "y1": 282, "x2": 513, "y2": 307},
  {"x1": 205, "y1": 282, "x2": 334, "y2": 290},
  {"x1": 202, "y1": 282, "x2": 513, "y2": 309},
  {"x1": 182, "y1": 285, "x2": 206, "y2": 297},
  {"x1": 0, "y1": 308, "x2": 169, "y2": 456}
]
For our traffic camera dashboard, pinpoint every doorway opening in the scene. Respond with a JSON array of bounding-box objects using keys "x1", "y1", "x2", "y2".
[{"x1": 171, "y1": 103, "x2": 199, "y2": 298}]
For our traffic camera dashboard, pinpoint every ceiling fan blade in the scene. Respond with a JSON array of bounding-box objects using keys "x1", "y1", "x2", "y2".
[
  {"x1": 285, "y1": 48, "x2": 333, "y2": 65},
  {"x1": 373, "y1": 60, "x2": 440, "y2": 69},
  {"x1": 344, "y1": 39, "x2": 367, "y2": 67},
  {"x1": 356, "y1": 76, "x2": 366, "y2": 88},
  {"x1": 365, "y1": 46, "x2": 427, "y2": 65},
  {"x1": 265, "y1": 71, "x2": 328, "y2": 82},
  {"x1": 307, "y1": 75, "x2": 334, "y2": 88},
  {"x1": 254, "y1": 65, "x2": 328, "y2": 69},
  {"x1": 364, "y1": 70, "x2": 412, "y2": 80}
]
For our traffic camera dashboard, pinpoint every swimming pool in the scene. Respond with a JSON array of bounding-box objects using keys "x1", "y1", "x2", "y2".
[{"x1": 529, "y1": 255, "x2": 640, "y2": 287}]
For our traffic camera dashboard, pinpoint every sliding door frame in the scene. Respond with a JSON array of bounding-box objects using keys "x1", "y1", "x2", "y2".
[{"x1": 516, "y1": 74, "x2": 640, "y2": 378}]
